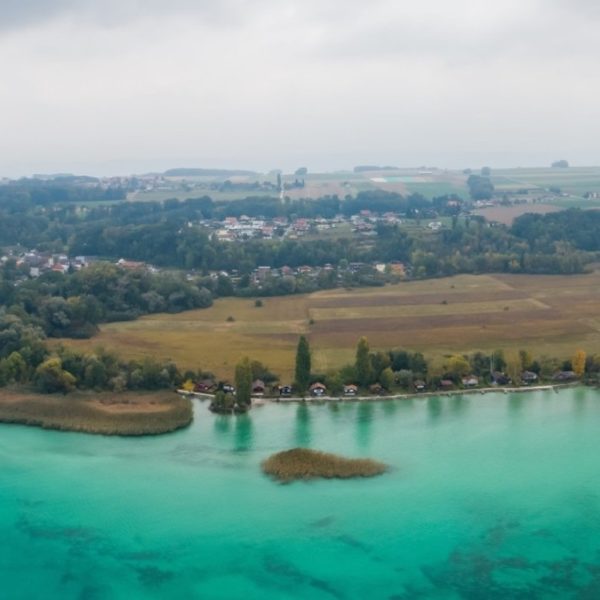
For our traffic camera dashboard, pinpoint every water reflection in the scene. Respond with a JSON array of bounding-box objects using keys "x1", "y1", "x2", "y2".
[
  {"x1": 450, "y1": 395, "x2": 468, "y2": 416},
  {"x1": 573, "y1": 387, "x2": 587, "y2": 416},
  {"x1": 295, "y1": 404, "x2": 311, "y2": 447},
  {"x1": 356, "y1": 403, "x2": 374, "y2": 449},
  {"x1": 508, "y1": 395, "x2": 524, "y2": 417},
  {"x1": 427, "y1": 397, "x2": 443, "y2": 422},
  {"x1": 381, "y1": 400, "x2": 398, "y2": 417},
  {"x1": 234, "y1": 415, "x2": 254, "y2": 452},
  {"x1": 213, "y1": 415, "x2": 231, "y2": 435}
]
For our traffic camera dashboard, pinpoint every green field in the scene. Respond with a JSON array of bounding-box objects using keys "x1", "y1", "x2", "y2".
[
  {"x1": 493, "y1": 167, "x2": 600, "y2": 205},
  {"x1": 127, "y1": 167, "x2": 600, "y2": 205},
  {"x1": 61, "y1": 271, "x2": 600, "y2": 382}
]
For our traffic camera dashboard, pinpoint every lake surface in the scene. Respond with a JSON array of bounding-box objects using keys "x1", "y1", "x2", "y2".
[{"x1": 2, "y1": 388, "x2": 600, "y2": 599}]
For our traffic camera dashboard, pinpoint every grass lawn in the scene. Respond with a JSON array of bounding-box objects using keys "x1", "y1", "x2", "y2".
[{"x1": 58, "y1": 271, "x2": 600, "y2": 383}]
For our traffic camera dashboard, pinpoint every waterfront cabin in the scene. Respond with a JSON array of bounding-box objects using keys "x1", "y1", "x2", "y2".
[
  {"x1": 521, "y1": 371, "x2": 538, "y2": 384},
  {"x1": 195, "y1": 379, "x2": 217, "y2": 393},
  {"x1": 279, "y1": 385, "x2": 292, "y2": 397},
  {"x1": 491, "y1": 371, "x2": 510, "y2": 386},
  {"x1": 439, "y1": 379, "x2": 454, "y2": 390},
  {"x1": 309, "y1": 382, "x2": 327, "y2": 397},
  {"x1": 344, "y1": 384, "x2": 358, "y2": 396},
  {"x1": 222, "y1": 383, "x2": 236, "y2": 394},
  {"x1": 462, "y1": 375, "x2": 479, "y2": 387},
  {"x1": 553, "y1": 370, "x2": 576, "y2": 382},
  {"x1": 252, "y1": 380, "x2": 265, "y2": 396},
  {"x1": 369, "y1": 383, "x2": 384, "y2": 395},
  {"x1": 414, "y1": 380, "x2": 426, "y2": 392}
]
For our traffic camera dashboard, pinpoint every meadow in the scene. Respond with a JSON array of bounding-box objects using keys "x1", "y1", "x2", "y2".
[
  {"x1": 493, "y1": 166, "x2": 600, "y2": 203},
  {"x1": 128, "y1": 166, "x2": 600, "y2": 207},
  {"x1": 60, "y1": 271, "x2": 600, "y2": 383}
]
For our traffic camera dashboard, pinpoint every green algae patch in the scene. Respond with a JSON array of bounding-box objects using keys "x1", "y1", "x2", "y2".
[
  {"x1": 0, "y1": 390, "x2": 192, "y2": 436},
  {"x1": 262, "y1": 448, "x2": 387, "y2": 482}
]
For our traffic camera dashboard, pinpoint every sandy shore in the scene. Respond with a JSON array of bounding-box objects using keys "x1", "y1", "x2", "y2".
[{"x1": 0, "y1": 390, "x2": 193, "y2": 435}]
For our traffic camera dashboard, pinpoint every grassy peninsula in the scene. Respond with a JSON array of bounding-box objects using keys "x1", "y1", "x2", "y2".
[
  {"x1": 0, "y1": 390, "x2": 192, "y2": 436},
  {"x1": 262, "y1": 448, "x2": 387, "y2": 482}
]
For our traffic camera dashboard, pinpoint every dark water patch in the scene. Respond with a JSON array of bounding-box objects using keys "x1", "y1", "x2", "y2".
[
  {"x1": 17, "y1": 514, "x2": 99, "y2": 545},
  {"x1": 134, "y1": 566, "x2": 175, "y2": 587},
  {"x1": 309, "y1": 515, "x2": 336, "y2": 529},
  {"x1": 479, "y1": 518, "x2": 520, "y2": 549},
  {"x1": 77, "y1": 583, "x2": 112, "y2": 600},
  {"x1": 263, "y1": 554, "x2": 344, "y2": 599},
  {"x1": 119, "y1": 550, "x2": 166, "y2": 561},
  {"x1": 17, "y1": 498, "x2": 45, "y2": 508},
  {"x1": 335, "y1": 534, "x2": 372, "y2": 554},
  {"x1": 423, "y1": 542, "x2": 598, "y2": 599}
]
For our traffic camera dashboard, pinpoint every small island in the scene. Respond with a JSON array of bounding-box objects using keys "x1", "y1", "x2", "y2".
[
  {"x1": 262, "y1": 448, "x2": 387, "y2": 482},
  {"x1": 0, "y1": 390, "x2": 193, "y2": 436}
]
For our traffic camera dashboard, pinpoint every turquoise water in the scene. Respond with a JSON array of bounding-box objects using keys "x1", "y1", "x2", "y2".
[{"x1": 2, "y1": 388, "x2": 600, "y2": 599}]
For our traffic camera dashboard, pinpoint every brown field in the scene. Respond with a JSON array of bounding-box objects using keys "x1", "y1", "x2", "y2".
[
  {"x1": 472, "y1": 203, "x2": 562, "y2": 225},
  {"x1": 59, "y1": 272, "x2": 600, "y2": 382}
]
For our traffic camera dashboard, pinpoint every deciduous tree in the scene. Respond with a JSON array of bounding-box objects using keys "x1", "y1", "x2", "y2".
[{"x1": 572, "y1": 349, "x2": 587, "y2": 377}]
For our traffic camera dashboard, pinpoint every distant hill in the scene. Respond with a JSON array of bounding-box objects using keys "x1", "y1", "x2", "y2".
[{"x1": 163, "y1": 168, "x2": 257, "y2": 177}]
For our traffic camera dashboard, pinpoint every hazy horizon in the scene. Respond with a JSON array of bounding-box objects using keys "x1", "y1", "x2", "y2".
[{"x1": 1, "y1": 0, "x2": 599, "y2": 178}]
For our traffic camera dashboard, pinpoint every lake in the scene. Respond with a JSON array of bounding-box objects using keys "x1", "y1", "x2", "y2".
[{"x1": 2, "y1": 388, "x2": 600, "y2": 598}]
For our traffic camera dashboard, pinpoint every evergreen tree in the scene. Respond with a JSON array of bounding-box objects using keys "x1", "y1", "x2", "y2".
[
  {"x1": 294, "y1": 336, "x2": 311, "y2": 395},
  {"x1": 355, "y1": 336, "x2": 373, "y2": 388},
  {"x1": 235, "y1": 357, "x2": 253, "y2": 406}
]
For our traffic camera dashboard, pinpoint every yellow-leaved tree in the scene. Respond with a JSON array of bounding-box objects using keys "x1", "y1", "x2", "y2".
[{"x1": 572, "y1": 350, "x2": 587, "y2": 377}]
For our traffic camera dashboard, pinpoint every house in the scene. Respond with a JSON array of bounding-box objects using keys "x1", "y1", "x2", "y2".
[
  {"x1": 440, "y1": 379, "x2": 454, "y2": 389},
  {"x1": 369, "y1": 383, "x2": 384, "y2": 395},
  {"x1": 116, "y1": 258, "x2": 146, "y2": 270},
  {"x1": 279, "y1": 385, "x2": 292, "y2": 397},
  {"x1": 252, "y1": 379, "x2": 265, "y2": 395},
  {"x1": 462, "y1": 375, "x2": 479, "y2": 387},
  {"x1": 553, "y1": 370, "x2": 576, "y2": 382},
  {"x1": 309, "y1": 382, "x2": 327, "y2": 397},
  {"x1": 414, "y1": 380, "x2": 426, "y2": 392},
  {"x1": 195, "y1": 379, "x2": 216, "y2": 393},
  {"x1": 222, "y1": 383, "x2": 236, "y2": 394},
  {"x1": 491, "y1": 371, "x2": 511, "y2": 386},
  {"x1": 521, "y1": 371, "x2": 538, "y2": 384},
  {"x1": 343, "y1": 384, "x2": 358, "y2": 396}
]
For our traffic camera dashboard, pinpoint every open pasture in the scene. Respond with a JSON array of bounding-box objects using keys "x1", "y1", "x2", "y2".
[
  {"x1": 493, "y1": 167, "x2": 600, "y2": 204},
  {"x1": 60, "y1": 271, "x2": 600, "y2": 382}
]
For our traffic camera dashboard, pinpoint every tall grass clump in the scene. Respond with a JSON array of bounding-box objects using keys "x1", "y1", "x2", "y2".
[{"x1": 262, "y1": 448, "x2": 387, "y2": 482}]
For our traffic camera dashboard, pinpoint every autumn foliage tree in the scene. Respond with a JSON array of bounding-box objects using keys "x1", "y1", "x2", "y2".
[{"x1": 572, "y1": 349, "x2": 587, "y2": 377}]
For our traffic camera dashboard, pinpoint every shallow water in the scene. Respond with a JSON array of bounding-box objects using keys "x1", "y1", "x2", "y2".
[{"x1": 2, "y1": 388, "x2": 600, "y2": 599}]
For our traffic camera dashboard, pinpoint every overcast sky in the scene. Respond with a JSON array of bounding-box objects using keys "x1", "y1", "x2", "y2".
[{"x1": 1, "y1": 0, "x2": 599, "y2": 177}]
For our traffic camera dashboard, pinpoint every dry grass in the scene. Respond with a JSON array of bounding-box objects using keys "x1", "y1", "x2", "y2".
[
  {"x1": 472, "y1": 204, "x2": 562, "y2": 225},
  {"x1": 57, "y1": 271, "x2": 600, "y2": 381},
  {"x1": 261, "y1": 448, "x2": 387, "y2": 482},
  {"x1": 0, "y1": 390, "x2": 192, "y2": 436}
]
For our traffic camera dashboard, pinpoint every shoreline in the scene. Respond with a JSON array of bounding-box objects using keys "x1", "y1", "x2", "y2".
[
  {"x1": 181, "y1": 383, "x2": 581, "y2": 406},
  {"x1": 0, "y1": 390, "x2": 193, "y2": 436}
]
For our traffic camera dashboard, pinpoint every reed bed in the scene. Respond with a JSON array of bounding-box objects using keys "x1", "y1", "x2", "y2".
[
  {"x1": 0, "y1": 390, "x2": 193, "y2": 436},
  {"x1": 262, "y1": 448, "x2": 387, "y2": 482}
]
